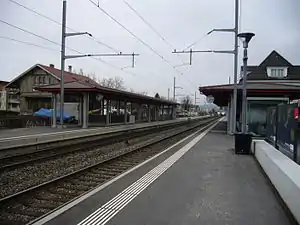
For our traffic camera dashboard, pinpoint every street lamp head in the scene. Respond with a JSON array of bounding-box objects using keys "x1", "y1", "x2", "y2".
[
  {"x1": 86, "y1": 32, "x2": 92, "y2": 37},
  {"x1": 237, "y1": 32, "x2": 255, "y2": 48}
]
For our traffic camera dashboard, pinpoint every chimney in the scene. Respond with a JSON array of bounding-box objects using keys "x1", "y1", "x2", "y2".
[
  {"x1": 49, "y1": 64, "x2": 54, "y2": 68},
  {"x1": 68, "y1": 65, "x2": 72, "y2": 73}
]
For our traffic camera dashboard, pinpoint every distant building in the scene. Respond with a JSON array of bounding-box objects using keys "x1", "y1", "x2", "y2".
[
  {"x1": 200, "y1": 50, "x2": 300, "y2": 135},
  {"x1": 0, "y1": 80, "x2": 20, "y2": 112},
  {"x1": 0, "y1": 80, "x2": 9, "y2": 111},
  {"x1": 5, "y1": 64, "x2": 97, "y2": 114}
]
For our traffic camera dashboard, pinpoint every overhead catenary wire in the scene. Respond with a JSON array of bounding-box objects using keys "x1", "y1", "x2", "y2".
[
  {"x1": 0, "y1": 36, "x2": 58, "y2": 52},
  {"x1": 88, "y1": 0, "x2": 184, "y2": 76},
  {"x1": 0, "y1": 18, "x2": 137, "y2": 77},
  {"x1": 123, "y1": 0, "x2": 188, "y2": 67},
  {"x1": 4, "y1": 0, "x2": 142, "y2": 77},
  {"x1": 120, "y1": 1, "x2": 198, "y2": 90},
  {"x1": 0, "y1": 19, "x2": 84, "y2": 54},
  {"x1": 183, "y1": 33, "x2": 208, "y2": 51},
  {"x1": 3, "y1": 0, "x2": 193, "y2": 90},
  {"x1": 89, "y1": 0, "x2": 199, "y2": 92},
  {"x1": 5, "y1": 0, "x2": 120, "y2": 53},
  {"x1": 0, "y1": 19, "x2": 62, "y2": 46},
  {"x1": 123, "y1": 1, "x2": 173, "y2": 49}
]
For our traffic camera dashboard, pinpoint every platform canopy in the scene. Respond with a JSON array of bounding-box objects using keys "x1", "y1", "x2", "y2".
[
  {"x1": 199, "y1": 82, "x2": 300, "y2": 106},
  {"x1": 36, "y1": 80, "x2": 178, "y2": 106}
]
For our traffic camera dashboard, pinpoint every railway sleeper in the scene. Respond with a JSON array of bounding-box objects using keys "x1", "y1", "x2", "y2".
[
  {"x1": 2, "y1": 204, "x2": 45, "y2": 217},
  {"x1": 73, "y1": 177, "x2": 101, "y2": 186},
  {"x1": 59, "y1": 182, "x2": 92, "y2": 191},
  {"x1": 48, "y1": 187, "x2": 80, "y2": 196},
  {"x1": 33, "y1": 191, "x2": 71, "y2": 202},
  {"x1": 0, "y1": 212, "x2": 35, "y2": 225},
  {"x1": 96, "y1": 167, "x2": 125, "y2": 173}
]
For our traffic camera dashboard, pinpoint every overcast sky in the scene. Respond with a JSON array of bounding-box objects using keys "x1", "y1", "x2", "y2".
[{"x1": 0, "y1": 0, "x2": 299, "y2": 103}]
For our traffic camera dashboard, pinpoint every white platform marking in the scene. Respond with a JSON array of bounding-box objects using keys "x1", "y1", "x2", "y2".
[
  {"x1": 77, "y1": 119, "x2": 221, "y2": 225},
  {"x1": 33, "y1": 118, "x2": 219, "y2": 225}
]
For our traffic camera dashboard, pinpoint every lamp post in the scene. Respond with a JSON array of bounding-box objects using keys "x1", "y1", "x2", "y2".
[{"x1": 237, "y1": 32, "x2": 255, "y2": 134}]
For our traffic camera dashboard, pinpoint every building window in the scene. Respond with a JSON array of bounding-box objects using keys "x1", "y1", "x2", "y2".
[
  {"x1": 34, "y1": 75, "x2": 50, "y2": 85},
  {"x1": 271, "y1": 68, "x2": 284, "y2": 77},
  {"x1": 39, "y1": 76, "x2": 43, "y2": 85},
  {"x1": 34, "y1": 76, "x2": 39, "y2": 85},
  {"x1": 267, "y1": 67, "x2": 287, "y2": 78}
]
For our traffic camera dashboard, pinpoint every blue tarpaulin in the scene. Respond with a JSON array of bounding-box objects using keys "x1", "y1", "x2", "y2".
[{"x1": 33, "y1": 108, "x2": 72, "y2": 120}]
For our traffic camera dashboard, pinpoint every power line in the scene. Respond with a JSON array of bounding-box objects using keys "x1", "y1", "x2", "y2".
[
  {"x1": 0, "y1": 36, "x2": 58, "y2": 52},
  {"x1": 6, "y1": 0, "x2": 119, "y2": 53},
  {"x1": 123, "y1": 1, "x2": 188, "y2": 66},
  {"x1": 183, "y1": 33, "x2": 208, "y2": 51},
  {"x1": 123, "y1": 1, "x2": 173, "y2": 49},
  {"x1": 0, "y1": 19, "x2": 61, "y2": 46},
  {"x1": 0, "y1": 18, "x2": 81, "y2": 54},
  {"x1": 0, "y1": 19, "x2": 137, "y2": 77},
  {"x1": 121, "y1": 1, "x2": 197, "y2": 90},
  {"x1": 88, "y1": 0, "x2": 184, "y2": 76}
]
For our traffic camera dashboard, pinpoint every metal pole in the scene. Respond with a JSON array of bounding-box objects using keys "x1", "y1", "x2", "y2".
[
  {"x1": 51, "y1": 93, "x2": 57, "y2": 128},
  {"x1": 60, "y1": 0, "x2": 66, "y2": 128},
  {"x1": 173, "y1": 77, "x2": 175, "y2": 101},
  {"x1": 232, "y1": 0, "x2": 239, "y2": 134},
  {"x1": 242, "y1": 46, "x2": 248, "y2": 133},
  {"x1": 194, "y1": 91, "x2": 196, "y2": 105},
  {"x1": 168, "y1": 88, "x2": 170, "y2": 100}
]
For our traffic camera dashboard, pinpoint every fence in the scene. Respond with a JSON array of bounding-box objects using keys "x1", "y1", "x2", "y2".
[
  {"x1": 265, "y1": 103, "x2": 300, "y2": 164},
  {"x1": 0, "y1": 116, "x2": 51, "y2": 129}
]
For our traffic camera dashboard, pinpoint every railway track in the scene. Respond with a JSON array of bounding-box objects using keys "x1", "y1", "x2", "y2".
[
  {"x1": 0, "y1": 117, "x2": 217, "y2": 225},
  {"x1": 0, "y1": 120, "x2": 189, "y2": 170},
  {"x1": 0, "y1": 122, "x2": 198, "y2": 199}
]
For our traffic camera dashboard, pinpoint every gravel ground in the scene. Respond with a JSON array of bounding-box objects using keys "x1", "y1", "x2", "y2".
[{"x1": 0, "y1": 126, "x2": 184, "y2": 198}]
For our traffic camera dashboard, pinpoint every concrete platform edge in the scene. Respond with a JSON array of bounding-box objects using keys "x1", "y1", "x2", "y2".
[
  {"x1": 0, "y1": 116, "x2": 211, "y2": 151},
  {"x1": 252, "y1": 140, "x2": 300, "y2": 224}
]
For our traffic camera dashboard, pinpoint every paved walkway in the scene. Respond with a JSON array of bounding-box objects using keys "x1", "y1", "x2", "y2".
[
  {"x1": 43, "y1": 122, "x2": 291, "y2": 225},
  {"x1": 104, "y1": 132, "x2": 290, "y2": 225}
]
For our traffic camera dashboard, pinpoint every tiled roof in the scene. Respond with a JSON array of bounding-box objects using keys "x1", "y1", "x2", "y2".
[
  {"x1": 5, "y1": 64, "x2": 99, "y2": 88},
  {"x1": 38, "y1": 64, "x2": 98, "y2": 85},
  {"x1": 239, "y1": 51, "x2": 300, "y2": 81},
  {"x1": 37, "y1": 80, "x2": 95, "y2": 90}
]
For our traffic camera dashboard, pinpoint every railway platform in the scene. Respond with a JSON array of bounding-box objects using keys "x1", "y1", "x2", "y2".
[
  {"x1": 39, "y1": 119, "x2": 293, "y2": 225},
  {"x1": 0, "y1": 116, "x2": 206, "y2": 151}
]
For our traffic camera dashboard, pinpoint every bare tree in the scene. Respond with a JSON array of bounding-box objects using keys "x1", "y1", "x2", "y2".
[
  {"x1": 99, "y1": 77, "x2": 126, "y2": 90},
  {"x1": 86, "y1": 72, "x2": 99, "y2": 83},
  {"x1": 181, "y1": 95, "x2": 192, "y2": 111},
  {"x1": 75, "y1": 68, "x2": 126, "y2": 90},
  {"x1": 78, "y1": 68, "x2": 84, "y2": 75}
]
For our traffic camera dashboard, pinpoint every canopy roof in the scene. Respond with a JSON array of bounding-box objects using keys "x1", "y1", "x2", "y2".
[
  {"x1": 199, "y1": 82, "x2": 300, "y2": 106},
  {"x1": 37, "y1": 80, "x2": 177, "y2": 105}
]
